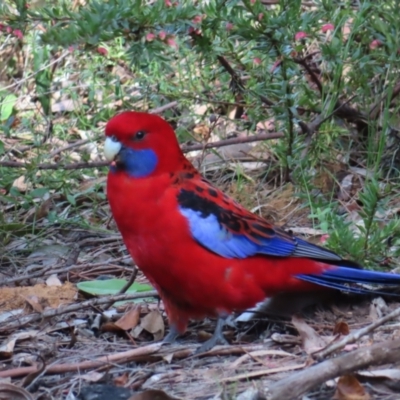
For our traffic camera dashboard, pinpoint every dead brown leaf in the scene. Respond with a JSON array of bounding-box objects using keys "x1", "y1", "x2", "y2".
[
  {"x1": 140, "y1": 310, "x2": 164, "y2": 341},
  {"x1": 333, "y1": 321, "x2": 350, "y2": 336},
  {"x1": 292, "y1": 315, "x2": 328, "y2": 354},
  {"x1": 115, "y1": 305, "x2": 141, "y2": 331},
  {"x1": 334, "y1": 375, "x2": 370, "y2": 400},
  {"x1": 12, "y1": 176, "x2": 29, "y2": 192},
  {"x1": 0, "y1": 382, "x2": 34, "y2": 400},
  {"x1": 22, "y1": 295, "x2": 44, "y2": 313},
  {"x1": 128, "y1": 389, "x2": 181, "y2": 400},
  {"x1": 113, "y1": 371, "x2": 129, "y2": 386},
  {"x1": 45, "y1": 274, "x2": 62, "y2": 287}
]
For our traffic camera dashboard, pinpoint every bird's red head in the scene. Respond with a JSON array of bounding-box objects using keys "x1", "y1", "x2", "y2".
[{"x1": 104, "y1": 111, "x2": 185, "y2": 178}]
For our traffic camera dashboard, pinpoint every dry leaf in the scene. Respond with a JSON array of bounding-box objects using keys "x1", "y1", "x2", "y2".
[
  {"x1": 115, "y1": 305, "x2": 141, "y2": 331},
  {"x1": 338, "y1": 174, "x2": 353, "y2": 201},
  {"x1": 291, "y1": 315, "x2": 328, "y2": 354},
  {"x1": 358, "y1": 368, "x2": 400, "y2": 380},
  {"x1": 113, "y1": 371, "x2": 129, "y2": 386},
  {"x1": 0, "y1": 331, "x2": 39, "y2": 358},
  {"x1": 0, "y1": 382, "x2": 34, "y2": 400},
  {"x1": 12, "y1": 176, "x2": 29, "y2": 192},
  {"x1": 333, "y1": 321, "x2": 350, "y2": 335},
  {"x1": 369, "y1": 297, "x2": 388, "y2": 320},
  {"x1": 80, "y1": 371, "x2": 105, "y2": 382},
  {"x1": 334, "y1": 375, "x2": 370, "y2": 400},
  {"x1": 193, "y1": 123, "x2": 210, "y2": 141},
  {"x1": 140, "y1": 310, "x2": 165, "y2": 341},
  {"x1": 129, "y1": 389, "x2": 181, "y2": 400},
  {"x1": 45, "y1": 274, "x2": 62, "y2": 287},
  {"x1": 22, "y1": 295, "x2": 44, "y2": 313}
]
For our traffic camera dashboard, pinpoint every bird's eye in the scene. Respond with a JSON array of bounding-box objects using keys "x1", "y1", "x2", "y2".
[{"x1": 132, "y1": 131, "x2": 146, "y2": 141}]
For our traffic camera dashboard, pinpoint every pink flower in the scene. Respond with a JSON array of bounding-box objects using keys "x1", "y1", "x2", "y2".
[
  {"x1": 146, "y1": 32, "x2": 156, "y2": 42},
  {"x1": 188, "y1": 27, "x2": 201, "y2": 36},
  {"x1": 320, "y1": 234, "x2": 330, "y2": 244},
  {"x1": 192, "y1": 15, "x2": 203, "y2": 24},
  {"x1": 96, "y1": 47, "x2": 108, "y2": 56},
  {"x1": 13, "y1": 29, "x2": 23, "y2": 40},
  {"x1": 159, "y1": 31, "x2": 167, "y2": 40},
  {"x1": 226, "y1": 22, "x2": 234, "y2": 31},
  {"x1": 164, "y1": 0, "x2": 172, "y2": 6},
  {"x1": 369, "y1": 39, "x2": 382, "y2": 50},
  {"x1": 258, "y1": 13, "x2": 264, "y2": 21},
  {"x1": 294, "y1": 31, "x2": 307, "y2": 41},
  {"x1": 253, "y1": 57, "x2": 262, "y2": 65},
  {"x1": 321, "y1": 23, "x2": 334, "y2": 33},
  {"x1": 6, "y1": 26, "x2": 12, "y2": 34},
  {"x1": 166, "y1": 37, "x2": 178, "y2": 49}
]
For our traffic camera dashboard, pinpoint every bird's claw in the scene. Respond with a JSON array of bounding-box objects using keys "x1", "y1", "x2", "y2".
[{"x1": 162, "y1": 325, "x2": 180, "y2": 345}]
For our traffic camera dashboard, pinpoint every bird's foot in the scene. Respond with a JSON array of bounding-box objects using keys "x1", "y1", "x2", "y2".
[
  {"x1": 162, "y1": 325, "x2": 180, "y2": 344},
  {"x1": 195, "y1": 317, "x2": 229, "y2": 354}
]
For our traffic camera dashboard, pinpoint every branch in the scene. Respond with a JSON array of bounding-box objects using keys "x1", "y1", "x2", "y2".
[
  {"x1": 315, "y1": 304, "x2": 400, "y2": 359},
  {"x1": 268, "y1": 338, "x2": 400, "y2": 400},
  {"x1": 0, "y1": 131, "x2": 283, "y2": 170}
]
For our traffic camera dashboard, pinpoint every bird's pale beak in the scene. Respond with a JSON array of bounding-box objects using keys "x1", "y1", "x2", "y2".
[{"x1": 104, "y1": 136, "x2": 122, "y2": 162}]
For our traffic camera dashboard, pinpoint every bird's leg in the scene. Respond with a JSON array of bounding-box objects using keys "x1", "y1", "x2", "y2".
[
  {"x1": 195, "y1": 316, "x2": 229, "y2": 354},
  {"x1": 162, "y1": 324, "x2": 181, "y2": 344}
]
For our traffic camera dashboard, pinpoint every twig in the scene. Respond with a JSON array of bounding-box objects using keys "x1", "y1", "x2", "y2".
[
  {"x1": 0, "y1": 290, "x2": 158, "y2": 333},
  {"x1": 268, "y1": 338, "x2": 400, "y2": 400},
  {"x1": 0, "y1": 256, "x2": 126, "y2": 286},
  {"x1": 1, "y1": 51, "x2": 70, "y2": 92},
  {"x1": 294, "y1": 56, "x2": 323, "y2": 94},
  {"x1": 48, "y1": 139, "x2": 90, "y2": 158},
  {"x1": 280, "y1": 59, "x2": 294, "y2": 182},
  {"x1": 316, "y1": 305, "x2": 400, "y2": 359},
  {"x1": 182, "y1": 131, "x2": 283, "y2": 151},
  {"x1": 149, "y1": 101, "x2": 178, "y2": 114},
  {"x1": 0, "y1": 131, "x2": 283, "y2": 170},
  {"x1": 0, "y1": 344, "x2": 265, "y2": 379},
  {"x1": 0, "y1": 343, "x2": 162, "y2": 379}
]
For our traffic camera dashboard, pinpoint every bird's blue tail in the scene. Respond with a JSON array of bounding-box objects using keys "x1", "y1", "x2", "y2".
[{"x1": 297, "y1": 266, "x2": 400, "y2": 295}]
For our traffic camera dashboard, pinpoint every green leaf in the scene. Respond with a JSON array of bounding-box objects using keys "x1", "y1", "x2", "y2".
[
  {"x1": 1, "y1": 94, "x2": 17, "y2": 121},
  {"x1": 66, "y1": 194, "x2": 76, "y2": 206},
  {"x1": 77, "y1": 279, "x2": 154, "y2": 304},
  {"x1": 30, "y1": 188, "x2": 49, "y2": 198}
]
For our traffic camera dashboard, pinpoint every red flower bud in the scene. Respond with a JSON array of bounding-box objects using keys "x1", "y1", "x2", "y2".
[
  {"x1": 321, "y1": 23, "x2": 334, "y2": 33},
  {"x1": 97, "y1": 47, "x2": 108, "y2": 56},
  {"x1": 146, "y1": 32, "x2": 156, "y2": 42},
  {"x1": 369, "y1": 39, "x2": 382, "y2": 50},
  {"x1": 294, "y1": 31, "x2": 307, "y2": 41}
]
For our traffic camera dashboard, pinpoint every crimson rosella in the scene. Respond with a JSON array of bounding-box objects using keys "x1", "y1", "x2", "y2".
[{"x1": 104, "y1": 111, "x2": 400, "y2": 352}]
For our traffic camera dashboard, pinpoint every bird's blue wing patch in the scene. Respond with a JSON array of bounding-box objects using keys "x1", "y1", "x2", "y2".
[
  {"x1": 179, "y1": 207, "x2": 295, "y2": 258},
  {"x1": 177, "y1": 186, "x2": 343, "y2": 261}
]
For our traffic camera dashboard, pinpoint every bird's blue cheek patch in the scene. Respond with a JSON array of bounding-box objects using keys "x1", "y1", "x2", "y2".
[{"x1": 111, "y1": 147, "x2": 158, "y2": 178}]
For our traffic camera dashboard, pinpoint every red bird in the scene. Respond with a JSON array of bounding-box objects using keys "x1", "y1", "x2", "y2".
[{"x1": 104, "y1": 111, "x2": 400, "y2": 352}]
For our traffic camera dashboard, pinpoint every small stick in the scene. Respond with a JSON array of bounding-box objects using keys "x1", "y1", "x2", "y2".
[{"x1": 316, "y1": 305, "x2": 400, "y2": 359}]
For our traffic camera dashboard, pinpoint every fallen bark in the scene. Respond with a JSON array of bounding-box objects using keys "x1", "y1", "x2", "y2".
[{"x1": 268, "y1": 338, "x2": 400, "y2": 400}]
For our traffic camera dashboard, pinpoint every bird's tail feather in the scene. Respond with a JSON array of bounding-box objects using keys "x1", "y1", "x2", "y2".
[{"x1": 297, "y1": 266, "x2": 400, "y2": 296}]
